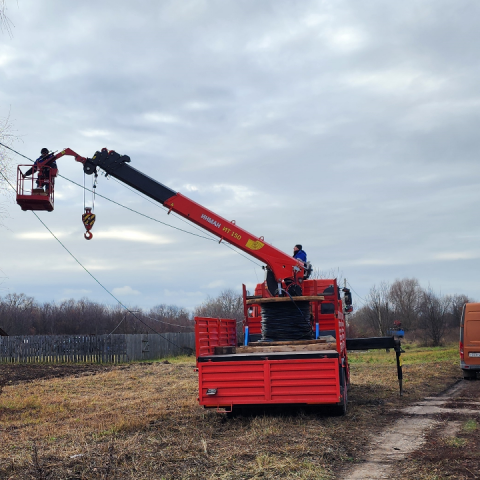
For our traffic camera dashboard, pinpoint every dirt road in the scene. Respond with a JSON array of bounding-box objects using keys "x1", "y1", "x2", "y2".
[{"x1": 342, "y1": 379, "x2": 480, "y2": 480}]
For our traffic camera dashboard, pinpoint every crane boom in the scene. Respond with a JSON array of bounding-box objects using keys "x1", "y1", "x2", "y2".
[{"x1": 44, "y1": 148, "x2": 308, "y2": 293}]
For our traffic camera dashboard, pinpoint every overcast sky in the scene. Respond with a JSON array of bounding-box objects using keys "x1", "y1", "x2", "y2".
[{"x1": 1, "y1": 0, "x2": 480, "y2": 312}]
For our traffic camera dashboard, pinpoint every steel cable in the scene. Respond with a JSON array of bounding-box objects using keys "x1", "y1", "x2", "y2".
[
  {"x1": 261, "y1": 301, "x2": 313, "y2": 341},
  {"x1": 0, "y1": 141, "x2": 264, "y2": 268},
  {"x1": 0, "y1": 169, "x2": 193, "y2": 351}
]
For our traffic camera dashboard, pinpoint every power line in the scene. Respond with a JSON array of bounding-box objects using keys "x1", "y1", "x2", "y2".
[
  {"x1": 62, "y1": 174, "x2": 219, "y2": 242},
  {"x1": 2, "y1": 143, "x2": 265, "y2": 321},
  {"x1": 108, "y1": 311, "x2": 194, "y2": 335},
  {"x1": 110, "y1": 175, "x2": 264, "y2": 268},
  {"x1": 0, "y1": 141, "x2": 35, "y2": 163},
  {"x1": 0, "y1": 168, "x2": 191, "y2": 351},
  {"x1": 347, "y1": 281, "x2": 366, "y2": 306},
  {"x1": 30, "y1": 210, "x2": 191, "y2": 351},
  {"x1": 0, "y1": 141, "x2": 265, "y2": 268},
  {"x1": 0, "y1": 141, "x2": 217, "y2": 242},
  {"x1": 109, "y1": 175, "x2": 220, "y2": 241},
  {"x1": 0, "y1": 147, "x2": 241, "y2": 336}
]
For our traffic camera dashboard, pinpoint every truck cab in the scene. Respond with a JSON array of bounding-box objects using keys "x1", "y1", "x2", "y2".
[{"x1": 460, "y1": 303, "x2": 480, "y2": 380}]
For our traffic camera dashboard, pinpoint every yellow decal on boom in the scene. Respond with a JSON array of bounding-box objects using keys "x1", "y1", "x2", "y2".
[{"x1": 246, "y1": 239, "x2": 264, "y2": 250}]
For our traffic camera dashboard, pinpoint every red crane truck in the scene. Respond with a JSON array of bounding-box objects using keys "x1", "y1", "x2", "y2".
[{"x1": 16, "y1": 147, "x2": 403, "y2": 415}]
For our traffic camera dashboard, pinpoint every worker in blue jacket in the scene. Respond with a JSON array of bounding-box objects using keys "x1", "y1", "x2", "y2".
[
  {"x1": 24, "y1": 148, "x2": 58, "y2": 193},
  {"x1": 293, "y1": 244, "x2": 307, "y2": 264}
]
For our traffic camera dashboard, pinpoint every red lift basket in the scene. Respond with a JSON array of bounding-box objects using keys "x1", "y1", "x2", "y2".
[{"x1": 16, "y1": 164, "x2": 57, "y2": 212}]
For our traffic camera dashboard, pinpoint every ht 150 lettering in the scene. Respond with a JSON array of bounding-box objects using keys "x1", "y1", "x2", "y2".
[{"x1": 222, "y1": 226, "x2": 242, "y2": 240}]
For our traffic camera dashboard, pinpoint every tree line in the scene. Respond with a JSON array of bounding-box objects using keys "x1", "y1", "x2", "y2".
[
  {"x1": 1, "y1": 279, "x2": 472, "y2": 346},
  {"x1": 0, "y1": 289, "x2": 244, "y2": 336},
  {"x1": 350, "y1": 278, "x2": 471, "y2": 346},
  {"x1": 0, "y1": 293, "x2": 193, "y2": 336}
]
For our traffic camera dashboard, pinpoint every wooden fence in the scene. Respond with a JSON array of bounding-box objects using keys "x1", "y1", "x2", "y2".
[{"x1": 0, "y1": 333, "x2": 195, "y2": 364}]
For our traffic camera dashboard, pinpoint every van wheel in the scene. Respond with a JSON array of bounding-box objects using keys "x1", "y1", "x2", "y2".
[{"x1": 463, "y1": 369, "x2": 477, "y2": 380}]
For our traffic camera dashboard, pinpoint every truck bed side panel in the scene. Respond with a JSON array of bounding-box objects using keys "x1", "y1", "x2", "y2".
[{"x1": 198, "y1": 358, "x2": 340, "y2": 407}]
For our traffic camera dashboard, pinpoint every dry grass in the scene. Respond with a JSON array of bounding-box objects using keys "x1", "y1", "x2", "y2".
[
  {"x1": 347, "y1": 344, "x2": 460, "y2": 412},
  {"x1": 393, "y1": 379, "x2": 480, "y2": 480},
  {"x1": 0, "y1": 346, "x2": 462, "y2": 479},
  {"x1": 395, "y1": 416, "x2": 480, "y2": 480}
]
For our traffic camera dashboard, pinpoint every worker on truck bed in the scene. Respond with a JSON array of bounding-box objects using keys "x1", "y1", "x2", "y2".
[
  {"x1": 293, "y1": 244, "x2": 307, "y2": 264},
  {"x1": 24, "y1": 148, "x2": 58, "y2": 193}
]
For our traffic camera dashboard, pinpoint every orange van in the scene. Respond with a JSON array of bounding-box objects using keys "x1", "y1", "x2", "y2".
[{"x1": 460, "y1": 303, "x2": 480, "y2": 380}]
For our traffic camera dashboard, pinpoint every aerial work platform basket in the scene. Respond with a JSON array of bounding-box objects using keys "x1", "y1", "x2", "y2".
[{"x1": 16, "y1": 164, "x2": 57, "y2": 212}]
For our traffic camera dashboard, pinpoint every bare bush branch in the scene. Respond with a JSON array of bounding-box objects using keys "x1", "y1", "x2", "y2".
[
  {"x1": 31, "y1": 442, "x2": 46, "y2": 480},
  {"x1": 0, "y1": 0, "x2": 14, "y2": 38}
]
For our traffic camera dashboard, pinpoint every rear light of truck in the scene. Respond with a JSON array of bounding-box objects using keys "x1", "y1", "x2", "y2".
[{"x1": 460, "y1": 341, "x2": 464, "y2": 360}]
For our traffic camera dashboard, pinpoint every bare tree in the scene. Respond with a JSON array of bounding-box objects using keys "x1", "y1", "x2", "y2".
[
  {"x1": 0, "y1": 0, "x2": 13, "y2": 177},
  {"x1": 0, "y1": 0, "x2": 13, "y2": 37},
  {"x1": 363, "y1": 282, "x2": 394, "y2": 336},
  {"x1": 0, "y1": 293, "x2": 36, "y2": 335},
  {"x1": 388, "y1": 278, "x2": 422, "y2": 330},
  {"x1": 419, "y1": 288, "x2": 452, "y2": 346},
  {"x1": 311, "y1": 267, "x2": 345, "y2": 287},
  {"x1": 0, "y1": 294, "x2": 195, "y2": 335},
  {"x1": 347, "y1": 305, "x2": 376, "y2": 337},
  {"x1": 147, "y1": 304, "x2": 193, "y2": 333},
  {"x1": 0, "y1": 113, "x2": 16, "y2": 224},
  {"x1": 195, "y1": 289, "x2": 243, "y2": 320},
  {"x1": 194, "y1": 289, "x2": 244, "y2": 337},
  {"x1": 1, "y1": 1, "x2": 16, "y2": 222},
  {"x1": 449, "y1": 294, "x2": 471, "y2": 328}
]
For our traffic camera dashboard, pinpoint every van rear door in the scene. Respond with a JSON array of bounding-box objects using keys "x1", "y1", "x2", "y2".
[{"x1": 464, "y1": 303, "x2": 480, "y2": 366}]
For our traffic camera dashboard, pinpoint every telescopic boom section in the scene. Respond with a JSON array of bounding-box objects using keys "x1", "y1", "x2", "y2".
[
  {"x1": 163, "y1": 192, "x2": 302, "y2": 284},
  {"x1": 58, "y1": 147, "x2": 303, "y2": 285}
]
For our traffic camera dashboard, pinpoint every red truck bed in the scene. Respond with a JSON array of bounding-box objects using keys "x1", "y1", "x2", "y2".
[
  {"x1": 198, "y1": 354, "x2": 340, "y2": 407},
  {"x1": 195, "y1": 316, "x2": 346, "y2": 412}
]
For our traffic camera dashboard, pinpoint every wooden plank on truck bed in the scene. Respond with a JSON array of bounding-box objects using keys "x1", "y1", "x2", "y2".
[
  {"x1": 250, "y1": 339, "x2": 327, "y2": 346},
  {"x1": 237, "y1": 342, "x2": 336, "y2": 353},
  {"x1": 245, "y1": 295, "x2": 325, "y2": 305},
  {"x1": 214, "y1": 346, "x2": 236, "y2": 355}
]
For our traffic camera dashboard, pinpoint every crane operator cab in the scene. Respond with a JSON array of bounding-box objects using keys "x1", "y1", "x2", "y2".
[{"x1": 16, "y1": 148, "x2": 58, "y2": 212}]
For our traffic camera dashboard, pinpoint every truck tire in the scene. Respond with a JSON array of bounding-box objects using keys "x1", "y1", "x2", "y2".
[{"x1": 332, "y1": 369, "x2": 348, "y2": 416}]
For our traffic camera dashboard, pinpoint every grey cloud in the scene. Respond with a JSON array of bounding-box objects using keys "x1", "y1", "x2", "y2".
[{"x1": 1, "y1": 0, "x2": 480, "y2": 309}]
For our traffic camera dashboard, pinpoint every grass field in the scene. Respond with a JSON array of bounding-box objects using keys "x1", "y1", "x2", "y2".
[{"x1": 0, "y1": 345, "x2": 462, "y2": 479}]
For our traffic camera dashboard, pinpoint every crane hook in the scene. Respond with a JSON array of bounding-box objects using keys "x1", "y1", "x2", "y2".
[{"x1": 82, "y1": 207, "x2": 96, "y2": 241}]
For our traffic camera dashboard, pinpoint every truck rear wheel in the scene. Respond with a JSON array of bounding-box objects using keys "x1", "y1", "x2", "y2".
[{"x1": 332, "y1": 372, "x2": 348, "y2": 416}]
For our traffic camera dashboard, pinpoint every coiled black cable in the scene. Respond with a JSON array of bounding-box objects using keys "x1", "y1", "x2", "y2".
[{"x1": 261, "y1": 301, "x2": 314, "y2": 341}]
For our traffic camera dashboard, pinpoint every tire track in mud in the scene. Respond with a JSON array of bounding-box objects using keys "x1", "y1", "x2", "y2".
[{"x1": 341, "y1": 380, "x2": 479, "y2": 480}]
